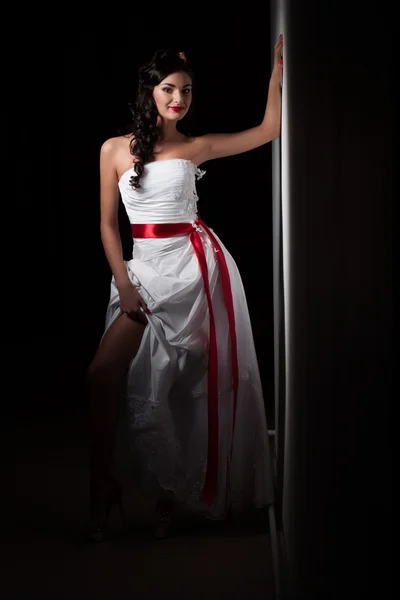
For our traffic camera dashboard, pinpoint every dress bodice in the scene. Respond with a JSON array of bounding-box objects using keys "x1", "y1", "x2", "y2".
[{"x1": 118, "y1": 158, "x2": 206, "y2": 224}]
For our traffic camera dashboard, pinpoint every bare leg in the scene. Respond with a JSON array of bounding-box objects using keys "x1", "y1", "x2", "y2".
[{"x1": 86, "y1": 311, "x2": 147, "y2": 523}]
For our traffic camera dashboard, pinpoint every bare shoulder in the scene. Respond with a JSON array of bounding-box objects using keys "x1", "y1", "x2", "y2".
[
  {"x1": 100, "y1": 135, "x2": 135, "y2": 181},
  {"x1": 187, "y1": 135, "x2": 211, "y2": 165},
  {"x1": 101, "y1": 135, "x2": 133, "y2": 155}
]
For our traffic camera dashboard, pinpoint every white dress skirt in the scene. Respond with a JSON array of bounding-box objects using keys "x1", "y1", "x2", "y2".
[{"x1": 101, "y1": 158, "x2": 274, "y2": 520}]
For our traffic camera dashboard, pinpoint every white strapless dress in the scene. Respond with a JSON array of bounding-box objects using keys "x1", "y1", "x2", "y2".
[{"x1": 102, "y1": 158, "x2": 274, "y2": 520}]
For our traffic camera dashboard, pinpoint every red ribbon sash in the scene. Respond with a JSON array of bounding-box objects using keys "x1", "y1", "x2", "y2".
[{"x1": 131, "y1": 218, "x2": 238, "y2": 506}]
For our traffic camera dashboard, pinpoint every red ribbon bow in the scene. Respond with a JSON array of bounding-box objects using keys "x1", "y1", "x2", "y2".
[{"x1": 131, "y1": 217, "x2": 238, "y2": 506}]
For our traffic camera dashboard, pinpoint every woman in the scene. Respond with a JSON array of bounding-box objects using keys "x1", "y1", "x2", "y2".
[{"x1": 86, "y1": 38, "x2": 283, "y2": 542}]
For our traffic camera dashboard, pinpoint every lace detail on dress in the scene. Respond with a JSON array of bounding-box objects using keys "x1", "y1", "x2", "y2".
[
  {"x1": 195, "y1": 166, "x2": 206, "y2": 180},
  {"x1": 176, "y1": 162, "x2": 206, "y2": 217},
  {"x1": 125, "y1": 392, "x2": 207, "y2": 504}
]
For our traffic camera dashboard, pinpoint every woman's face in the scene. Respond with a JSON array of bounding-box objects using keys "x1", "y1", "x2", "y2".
[{"x1": 153, "y1": 71, "x2": 192, "y2": 122}]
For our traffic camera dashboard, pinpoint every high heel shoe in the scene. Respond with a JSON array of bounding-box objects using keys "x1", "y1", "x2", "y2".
[
  {"x1": 153, "y1": 509, "x2": 173, "y2": 539},
  {"x1": 152, "y1": 495, "x2": 175, "y2": 539},
  {"x1": 86, "y1": 480, "x2": 124, "y2": 543}
]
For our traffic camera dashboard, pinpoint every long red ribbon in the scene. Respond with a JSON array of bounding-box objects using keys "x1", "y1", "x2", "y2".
[{"x1": 131, "y1": 218, "x2": 238, "y2": 506}]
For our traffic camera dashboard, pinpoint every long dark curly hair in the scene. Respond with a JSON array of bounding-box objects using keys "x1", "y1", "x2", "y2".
[{"x1": 128, "y1": 48, "x2": 196, "y2": 190}]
